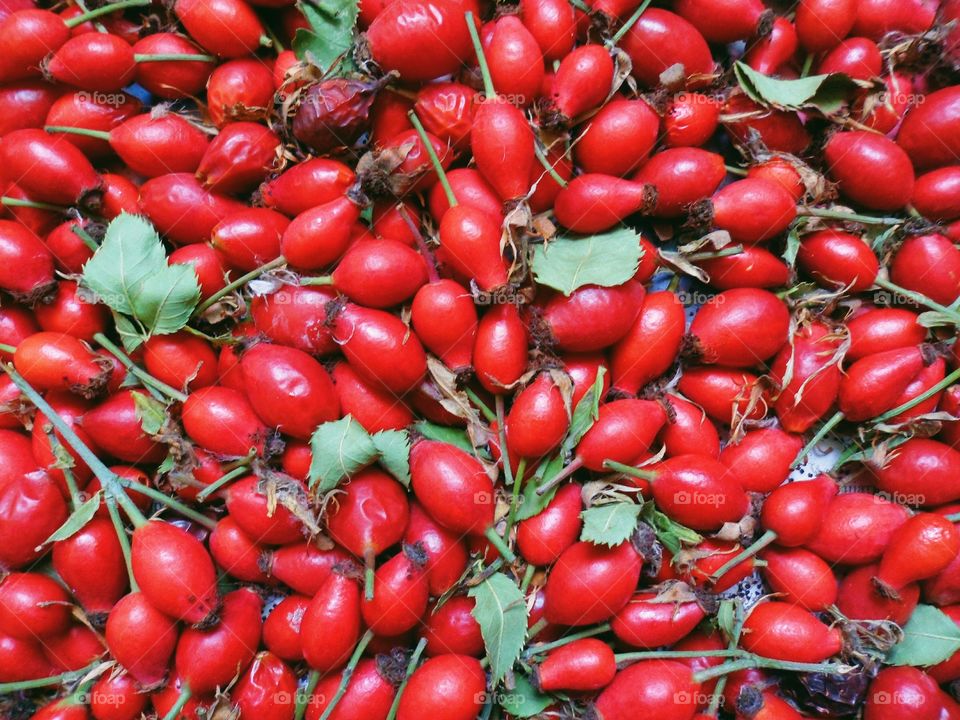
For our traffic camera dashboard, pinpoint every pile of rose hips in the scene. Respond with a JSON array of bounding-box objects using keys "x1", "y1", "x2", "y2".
[{"x1": 4, "y1": 0, "x2": 960, "y2": 718}]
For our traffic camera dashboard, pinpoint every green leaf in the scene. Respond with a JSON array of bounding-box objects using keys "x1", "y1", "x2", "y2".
[
  {"x1": 412, "y1": 420, "x2": 473, "y2": 453},
  {"x1": 782, "y1": 225, "x2": 801, "y2": 268},
  {"x1": 469, "y1": 573, "x2": 528, "y2": 684},
  {"x1": 734, "y1": 61, "x2": 858, "y2": 114},
  {"x1": 561, "y1": 366, "x2": 606, "y2": 457},
  {"x1": 372, "y1": 430, "x2": 410, "y2": 487},
  {"x1": 82, "y1": 213, "x2": 200, "y2": 345},
  {"x1": 641, "y1": 504, "x2": 702, "y2": 555},
  {"x1": 888, "y1": 604, "x2": 960, "y2": 667},
  {"x1": 293, "y1": 0, "x2": 359, "y2": 73},
  {"x1": 132, "y1": 393, "x2": 167, "y2": 436},
  {"x1": 532, "y1": 227, "x2": 643, "y2": 296},
  {"x1": 44, "y1": 494, "x2": 100, "y2": 543},
  {"x1": 308, "y1": 416, "x2": 377, "y2": 492},
  {"x1": 716, "y1": 599, "x2": 737, "y2": 638},
  {"x1": 580, "y1": 502, "x2": 642, "y2": 547},
  {"x1": 515, "y1": 455, "x2": 564, "y2": 521},
  {"x1": 499, "y1": 674, "x2": 553, "y2": 718}
]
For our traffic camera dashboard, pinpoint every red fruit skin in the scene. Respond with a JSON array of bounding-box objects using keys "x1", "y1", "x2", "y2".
[
  {"x1": 506, "y1": 373, "x2": 570, "y2": 460},
  {"x1": 887, "y1": 356, "x2": 945, "y2": 423},
  {"x1": 231, "y1": 652, "x2": 298, "y2": 720},
  {"x1": 747, "y1": 158, "x2": 805, "y2": 200},
  {"x1": 105, "y1": 592, "x2": 178, "y2": 687},
  {"x1": 332, "y1": 239, "x2": 429, "y2": 307},
  {"x1": 410, "y1": 440, "x2": 494, "y2": 536},
  {"x1": 741, "y1": 601, "x2": 842, "y2": 663},
  {"x1": 871, "y1": 438, "x2": 960, "y2": 507},
  {"x1": 139, "y1": 173, "x2": 245, "y2": 245},
  {"x1": 0, "y1": 89, "x2": 55, "y2": 140},
  {"x1": 263, "y1": 594, "x2": 308, "y2": 661},
  {"x1": 424, "y1": 595, "x2": 483, "y2": 657},
  {"x1": 0, "y1": 632, "x2": 51, "y2": 683},
  {"x1": 143, "y1": 332, "x2": 218, "y2": 391},
  {"x1": 690, "y1": 288, "x2": 789, "y2": 367},
  {"x1": 762, "y1": 547, "x2": 838, "y2": 611},
  {"x1": 474, "y1": 303, "x2": 528, "y2": 394},
  {"x1": 331, "y1": 361, "x2": 414, "y2": 432},
  {"x1": 361, "y1": 548, "x2": 429, "y2": 636},
  {"x1": 517, "y1": 483, "x2": 582, "y2": 566},
  {"x1": 723, "y1": 94, "x2": 811, "y2": 155},
  {"x1": 482, "y1": 16, "x2": 543, "y2": 108},
  {"x1": 550, "y1": 43, "x2": 613, "y2": 121},
  {"x1": 207, "y1": 58, "x2": 275, "y2": 127},
  {"x1": 575, "y1": 98, "x2": 659, "y2": 176},
  {"x1": 52, "y1": 517, "x2": 127, "y2": 616},
  {"x1": 0, "y1": 572, "x2": 71, "y2": 640},
  {"x1": 890, "y1": 233, "x2": 960, "y2": 306},
  {"x1": 621, "y1": 8, "x2": 713, "y2": 88},
  {"x1": 930, "y1": 606, "x2": 960, "y2": 682},
  {"x1": 307, "y1": 657, "x2": 396, "y2": 720},
  {"x1": 838, "y1": 346, "x2": 927, "y2": 421},
  {"x1": 261, "y1": 158, "x2": 355, "y2": 217},
  {"x1": 281, "y1": 197, "x2": 361, "y2": 271},
  {"x1": 0, "y1": 129, "x2": 101, "y2": 208},
  {"x1": 131, "y1": 520, "x2": 219, "y2": 625},
  {"x1": 404, "y1": 501, "x2": 469, "y2": 596},
  {"x1": 804, "y1": 492, "x2": 909, "y2": 565},
  {"x1": 825, "y1": 131, "x2": 915, "y2": 210},
  {"x1": 594, "y1": 660, "x2": 699, "y2": 720},
  {"x1": 367, "y1": 0, "x2": 474, "y2": 81},
  {"x1": 396, "y1": 655, "x2": 485, "y2": 720},
  {"x1": 697, "y1": 246, "x2": 790, "y2": 290},
  {"x1": 684, "y1": 539, "x2": 756, "y2": 593},
  {"x1": 14, "y1": 331, "x2": 110, "y2": 399},
  {"x1": 175, "y1": 588, "x2": 262, "y2": 695},
  {"x1": 210, "y1": 516, "x2": 269, "y2": 583},
  {"x1": 267, "y1": 542, "x2": 352, "y2": 596},
  {"x1": 133, "y1": 32, "x2": 214, "y2": 99},
  {"x1": 89, "y1": 670, "x2": 148, "y2": 720},
  {"x1": 898, "y1": 87, "x2": 960, "y2": 171},
  {"x1": 634, "y1": 147, "x2": 726, "y2": 218},
  {"x1": 663, "y1": 93, "x2": 720, "y2": 149},
  {"x1": 578, "y1": 400, "x2": 666, "y2": 472},
  {"x1": 797, "y1": 229, "x2": 879, "y2": 292},
  {"x1": 429, "y1": 168, "x2": 500, "y2": 223},
  {"x1": 553, "y1": 174, "x2": 650, "y2": 233},
  {"x1": 197, "y1": 121, "x2": 279, "y2": 195},
  {"x1": 674, "y1": 0, "x2": 765, "y2": 43},
  {"x1": 35, "y1": 281, "x2": 108, "y2": 341},
  {"x1": 210, "y1": 207, "x2": 287, "y2": 271},
  {"x1": 677, "y1": 367, "x2": 768, "y2": 426},
  {"x1": 543, "y1": 540, "x2": 642, "y2": 625},
  {"x1": 796, "y1": 0, "x2": 857, "y2": 52},
  {"x1": 415, "y1": 82, "x2": 475, "y2": 152},
  {"x1": 864, "y1": 667, "x2": 941, "y2": 720},
  {"x1": 709, "y1": 179, "x2": 797, "y2": 245},
  {"x1": 536, "y1": 638, "x2": 616, "y2": 692},
  {"x1": 913, "y1": 166, "x2": 960, "y2": 221},
  {"x1": 240, "y1": 343, "x2": 339, "y2": 439},
  {"x1": 720, "y1": 428, "x2": 803, "y2": 493},
  {"x1": 45, "y1": 33, "x2": 136, "y2": 92},
  {"x1": 519, "y1": 0, "x2": 574, "y2": 62},
  {"x1": 436, "y1": 203, "x2": 508, "y2": 291},
  {"x1": 83, "y1": 391, "x2": 166, "y2": 463},
  {"x1": 329, "y1": 304, "x2": 427, "y2": 394},
  {"x1": 169, "y1": 244, "x2": 227, "y2": 301},
  {"x1": 174, "y1": 0, "x2": 265, "y2": 57},
  {"x1": 0, "y1": 221, "x2": 55, "y2": 300},
  {"x1": 760, "y1": 475, "x2": 837, "y2": 546},
  {"x1": 660, "y1": 394, "x2": 721, "y2": 459},
  {"x1": 745, "y1": 17, "x2": 798, "y2": 75},
  {"x1": 251, "y1": 284, "x2": 338, "y2": 356},
  {"x1": 472, "y1": 99, "x2": 535, "y2": 202},
  {"x1": 326, "y1": 468, "x2": 409, "y2": 563},
  {"x1": 610, "y1": 290, "x2": 684, "y2": 396},
  {"x1": 840, "y1": 562, "x2": 920, "y2": 624},
  {"x1": 411, "y1": 279, "x2": 477, "y2": 371},
  {"x1": 611, "y1": 591, "x2": 706, "y2": 648},
  {"x1": 853, "y1": 0, "x2": 935, "y2": 40},
  {"x1": 847, "y1": 308, "x2": 926, "y2": 361},
  {"x1": 875, "y1": 513, "x2": 960, "y2": 594},
  {"x1": 45, "y1": 91, "x2": 140, "y2": 160},
  {"x1": 818, "y1": 37, "x2": 882, "y2": 80},
  {"x1": 541, "y1": 282, "x2": 644, "y2": 352},
  {"x1": 301, "y1": 572, "x2": 361, "y2": 673},
  {"x1": 651, "y1": 455, "x2": 749, "y2": 531},
  {"x1": 32, "y1": 392, "x2": 99, "y2": 491},
  {"x1": 183, "y1": 385, "x2": 268, "y2": 456},
  {"x1": 0, "y1": 10, "x2": 71, "y2": 83},
  {"x1": 226, "y1": 475, "x2": 305, "y2": 545}
]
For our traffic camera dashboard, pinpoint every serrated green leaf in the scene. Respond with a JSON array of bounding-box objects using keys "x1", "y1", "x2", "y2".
[
  {"x1": 561, "y1": 366, "x2": 606, "y2": 457},
  {"x1": 515, "y1": 455, "x2": 564, "y2": 522},
  {"x1": 641, "y1": 504, "x2": 702, "y2": 555},
  {"x1": 132, "y1": 392, "x2": 167, "y2": 436},
  {"x1": 412, "y1": 420, "x2": 473, "y2": 453},
  {"x1": 44, "y1": 494, "x2": 100, "y2": 544},
  {"x1": 309, "y1": 416, "x2": 377, "y2": 492},
  {"x1": 372, "y1": 429, "x2": 410, "y2": 487},
  {"x1": 157, "y1": 453, "x2": 175, "y2": 475},
  {"x1": 532, "y1": 227, "x2": 642, "y2": 296},
  {"x1": 580, "y1": 502, "x2": 641, "y2": 547},
  {"x1": 734, "y1": 61, "x2": 858, "y2": 114},
  {"x1": 83, "y1": 214, "x2": 200, "y2": 345},
  {"x1": 469, "y1": 573, "x2": 527, "y2": 684},
  {"x1": 888, "y1": 604, "x2": 960, "y2": 666},
  {"x1": 500, "y1": 674, "x2": 553, "y2": 718},
  {"x1": 294, "y1": 0, "x2": 359, "y2": 73}
]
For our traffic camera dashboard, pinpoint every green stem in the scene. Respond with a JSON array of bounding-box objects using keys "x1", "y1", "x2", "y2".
[
  {"x1": 945, "y1": 512, "x2": 960, "y2": 523},
  {"x1": 507, "y1": 458, "x2": 527, "y2": 535},
  {"x1": 800, "y1": 53, "x2": 814, "y2": 78},
  {"x1": 299, "y1": 275, "x2": 335, "y2": 286},
  {"x1": 45, "y1": 125, "x2": 111, "y2": 141},
  {"x1": 72, "y1": 224, "x2": 99, "y2": 251},
  {"x1": 45, "y1": 430, "x2": 82, "y2": 510},
  {"x1": 872, "y1": 366, "x2": 960, "y2": 423},
  {"x1": 693, "y1": 657, "x2": 849, "y2": 683},
  {"x1": 615, "y1": 649, "x2": 743, "y2": 662},
  {"x1": 465, "y1": 388, "x2": 496, "y2": 423},
  {"x1": 0, "y1": 662, "x2": 100, "y2": 693},
  {"x1": 524, "y1": 623, "x2": 611, "y2": 657},
  {"x1": 318, "y1": 630, "x2": 376, "y2": 720},
  {"x1": 120, "y1": 479, "x2": 216, "y2": 530},
  {"x1": 160, "y1": 684, "x2": 192, "y2": 720},
  {"x1": 465, "y1": 11, "x2": 496, "y2": 98},
  {"x1": 536, "y1": 456, "x2": 582, "y2": 496},
  {"x1": 93, "y1": 332, "x2": 188, "y2": 402},
  {"x1": 791, "y1": 410, "x2": 844, "y2": 468},
  {"x1": 134, "y1": 53, "x2": 216, "y2": 63},
  {"x1": 527, "y1": 616, "x2": 549, "y2": 640},
  {"x1": 193, "y1": 255, "x2": 287, "y2": 316},
  {"x1": 106, "y1": 495, "x2": 138, "y2": 591},
  {"x1": 63, "y1": 0, "x2": 150, "y2": 27},
  {"x1": 609, "y1": 0, "x2": 653, "y2": 45},
  {"x1": 495, "y1": 394, "x2": 515, "y2": 513},
  {"x1": 195, "y1": 465, "x2": 250, "y2": 502},
  {"x1": 707, "y1": 600, "x2": 745, "y2": 717},
  {"x1": 384, "y1": 637, "x2": 428, "y2": 720},
  {"x1": 874, "y1": 277, "x2": 960, "y2": 326},
  {"x1": 603, "y1": 459, "x2": 657, "y2": 481},
  {"x1": 708, "y1": 530, "x2": 777, "y2": 582},
  {"x1": 724, "y1": 164, "x2": 749, "y2": 177},
  {"x1": 0, "y1": 343, "x2": 16, "y2": 355},
  {"x1": 407, "y1": 110, "x2": 457, "y2": 208},
  {"x1": 796, "y1": 207, "x2": 901, "y2": 225},
  {"x1": 484, "y1": 526, "x2": 516, "y2": 563},
  {"x1": 0, "y1": 196, "x2": 66, "y2": 213},
  {"x1": 533, "y1": 143, "x2": 568, "y2": 188},
  {"x1": 687, "y1": 245, "x2": 745, "y2": 262},
  {"x1": 520, "y1": 563, "x2": 536, "y2": 593},
  {"x1": 364, "y1": 548, "x2": 376, "y2": 601},
  {"x1": 295, "y1": 671, "x2": 321, "y2": 720}
]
